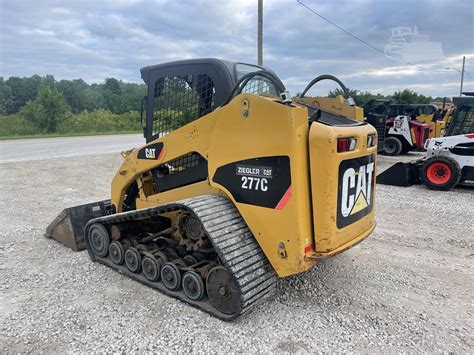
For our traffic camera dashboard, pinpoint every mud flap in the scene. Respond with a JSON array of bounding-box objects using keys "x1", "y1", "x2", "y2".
[
  {"x1": 45, "y1": 200, "x2": 112, "y2": 251},
  {"x1": 377, "y1": 161, "x2": 422, "y2": 187}
]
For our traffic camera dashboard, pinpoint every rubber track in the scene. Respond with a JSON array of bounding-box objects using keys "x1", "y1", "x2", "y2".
[{"x1": 84, "y1": 195, "x2": 277, "y2": 321}]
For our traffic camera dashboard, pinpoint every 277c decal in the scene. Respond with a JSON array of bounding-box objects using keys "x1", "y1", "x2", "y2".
[
  {"x1": 337, "y1": 155, "x2": 375, "y2": 228},
  {"x1": 236, "y1": 164, "x2": 272, "y2": 192},
  {"x1": 240, "y1": 176, "x2": 268, "y2": 191},
  {"x1": 213, "y1": 156, "x2": 291, "y2": 209}
]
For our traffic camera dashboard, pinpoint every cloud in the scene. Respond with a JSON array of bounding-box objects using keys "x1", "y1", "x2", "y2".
[{"x1": 0, "y1": 0, "x2": 472, "y2": 97}]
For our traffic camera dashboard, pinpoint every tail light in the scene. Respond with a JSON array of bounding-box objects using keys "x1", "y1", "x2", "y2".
[
  {"x1": 424, "y1": 139, "x2": 430, "y2": 149},
  {"x1": 367, "y1": 134, "x2": 377, "y2": 148},
  {"x1": 337, "y1": 137, "x2": 357, "y2": 152}
]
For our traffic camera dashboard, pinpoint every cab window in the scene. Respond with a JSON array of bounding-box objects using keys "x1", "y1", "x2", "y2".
[
  {"x1": 152, "y1": 74, "x2": 215, "y2": 137},
  {"x1": 235, "y1": 63, "x2": 279, "y2": 97}
]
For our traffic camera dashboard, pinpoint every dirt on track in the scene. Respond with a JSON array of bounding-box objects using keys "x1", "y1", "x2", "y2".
[{"x1": 0, "y1": 151, "x2": 473, "y2": 353}]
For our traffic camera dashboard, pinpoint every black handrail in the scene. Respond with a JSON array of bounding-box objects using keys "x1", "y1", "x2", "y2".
[
  {"x1": 299, "y1": 74, "x2": 350, "y2": 99},
  {"x1": 223, "y1": 70, "x2": 286, "y2": 106}
]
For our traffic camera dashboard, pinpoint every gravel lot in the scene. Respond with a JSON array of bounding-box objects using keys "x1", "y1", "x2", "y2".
[{"x1": 1, "y1": 150, "x2": 473, "y2": 353}]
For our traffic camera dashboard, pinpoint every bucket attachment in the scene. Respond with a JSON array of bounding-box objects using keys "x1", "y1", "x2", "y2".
[
  {"x1": 377, "y1": 161, "x2": 422, "y2": 187},
  {"x1": 45, "y1": 200, "x2": 112, "y2": 251}
]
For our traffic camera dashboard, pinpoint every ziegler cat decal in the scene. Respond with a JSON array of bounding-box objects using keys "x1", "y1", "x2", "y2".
[
  {"x1": 337, "y1": 155, "x2": 375, "y2": 228},
  {"x1": 213, "y1": 156, "x2": 291, "y2": 209}
]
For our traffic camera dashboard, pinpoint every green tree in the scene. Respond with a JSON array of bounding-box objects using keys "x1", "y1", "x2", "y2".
[
  {"x1": 328, "y1": 88, "x2": 385, "y2": 106},
  {"x1": 82, "y1": 88, "x2": 105, "y2": 111},
  {"x1": 56, "y1": 78, "x2": 90, "y2": 113},
  {"x1": 20, "y1": 85, "x2": 70, "y2": 133},
  {"x1": 43, "y1": 74, "x2": 56, "y2": 87},
  {"x1": 392, "y1": 89, "x2": 432, "y2": 104},
  {"x1": 5, "y1": 75, "x2": 43, "y2": 114},
  {"x1": 104, "y1": 78, "x2": 122, "y2": 95},
  {"x1": 0, "y1": 78, "x2": 13, "y2": 115}
]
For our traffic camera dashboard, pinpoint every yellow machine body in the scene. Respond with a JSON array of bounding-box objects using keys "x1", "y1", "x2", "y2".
[
  {"x1": 111, "y1": 94, "x2": 376, "y2": 277},
  {"x1": 416, "y1": 113, "x2": 447, "y2": 138},
  {"x1": 294, "y1": 95, "x2": 365, "y2": 121}
]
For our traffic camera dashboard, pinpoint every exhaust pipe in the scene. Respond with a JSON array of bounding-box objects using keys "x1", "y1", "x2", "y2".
[
  {"x1": 45, "y1": 200, "x2": 112, "y2": 251},
  {"x1": 377, "y1": 161, "x2": 422, "y2": 187}
]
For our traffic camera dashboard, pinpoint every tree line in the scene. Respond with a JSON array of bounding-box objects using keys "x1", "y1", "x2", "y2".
[
  {"x1": 326, "y1": 88, "x2": 440, "y2": 106},
  {"x1": 0, "y1": 74, "x2": 445, "y2": 138},
  {"x1": 0, "y1": 75, "x2": 146, "y2": 115},
  {"x1": 0, "y1": 75, "x2": 146, "y2": 137}
]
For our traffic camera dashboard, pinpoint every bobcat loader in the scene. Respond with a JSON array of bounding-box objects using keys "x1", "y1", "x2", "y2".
[
  {"x1": 46, "y1": 59, "x2": 377, "y2": 320},
  {"x1": 378, "y1": 96, "x2": 474, "y2": 190}
]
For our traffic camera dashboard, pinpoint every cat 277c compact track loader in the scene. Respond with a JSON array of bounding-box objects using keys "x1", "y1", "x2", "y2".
[{"x1": 46, "y1": 59, "x2": 377, "y2": 320}]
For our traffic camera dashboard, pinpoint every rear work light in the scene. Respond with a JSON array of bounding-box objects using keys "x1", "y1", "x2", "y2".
[
  {"x1": 367, "y1": 134, "x2": 377, "y2": 148},
  {"x1": 337, "y1": 137, "x2": 357, "y2": 152}
]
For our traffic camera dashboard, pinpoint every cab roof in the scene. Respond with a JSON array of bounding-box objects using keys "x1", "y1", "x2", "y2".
[{"x1": 140, "y1": 58, "x2": 267, "y2": 87}]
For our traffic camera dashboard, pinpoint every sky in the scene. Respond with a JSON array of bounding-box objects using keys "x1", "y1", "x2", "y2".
[{"x1": 0, "y1": 0, "x2": 473, "y2": 98}]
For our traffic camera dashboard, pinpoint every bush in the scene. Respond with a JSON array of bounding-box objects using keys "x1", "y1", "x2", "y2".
[
  {"x1": 0, "y1": 110, "x2": 142, "y2": 137},
  {"x1": 20, "y1": 85, "x2": 69, "y2": 133},
  {"x1": 56, "y1": 109, "x2": 142, "y2": 134},
  {"x1": 0, "y1": 114, "x2": 38, "y2": 136}
]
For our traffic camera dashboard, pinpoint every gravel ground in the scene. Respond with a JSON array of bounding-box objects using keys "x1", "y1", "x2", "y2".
[{"x1": 0, "y1": 151, "x2": 473, "y2": 353}]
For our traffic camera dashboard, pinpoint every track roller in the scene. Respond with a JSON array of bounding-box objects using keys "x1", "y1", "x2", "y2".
[
  {"x1": 109, "y1": 241, "x2": 125, "y2": 265},
  {"x1": 125, "y1": 247, "x2": 142, "y2": 273},
  {"x1": 182, "y1": 271, "x2": 205, "y2": 301},
  {"x1": 142, "y1": 255, "x2": 161, "y2": 282},
  {"x1": 161, "y1": 262, "x2": 181, "y2": 290}
]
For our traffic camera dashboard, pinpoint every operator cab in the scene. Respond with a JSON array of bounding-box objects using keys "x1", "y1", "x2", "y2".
[
  {"x1": 449, "y1": 96, "x2": 474, "y2": 136},
  {"x1": 140, "y1": 58, "x2": 284, "y2": 142}
]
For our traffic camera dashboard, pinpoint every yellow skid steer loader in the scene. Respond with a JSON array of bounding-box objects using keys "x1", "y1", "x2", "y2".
[{"x1": 46, "y1": 59, "x2": 377, "y2": 320}]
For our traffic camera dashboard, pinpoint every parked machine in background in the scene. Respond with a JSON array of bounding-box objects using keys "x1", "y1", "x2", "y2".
[
  {"x1": 363, "y1": 101, "x2": 458, "y2": 156},
  {"x1": 408, "y1": 104, "x2": 447, "y2": 139},
  {"x1": 364, "y1": 100, "x2": 430, "y2": 156},
  {"x1": 46, "y1": 59, "x2": 377, "y2": 320},
  {"x1": 378, "y1": 95, "x2": 474, "y2": 190},
  {"x1": 383, "y1": 114, "x2": 430, "y2": 156}
]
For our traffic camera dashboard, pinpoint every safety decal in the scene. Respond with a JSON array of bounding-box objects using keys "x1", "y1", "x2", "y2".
[{"x1": 337, "y1": 154, "x2": 375, "y2": 228}]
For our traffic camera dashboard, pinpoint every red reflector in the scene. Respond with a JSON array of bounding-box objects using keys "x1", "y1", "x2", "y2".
[
  {"x1": 338, "y1": 138, "x2": 350, "y2": 152},
  {"x1": 337, "y1": 137, "x2": 356, "y2": 152}
]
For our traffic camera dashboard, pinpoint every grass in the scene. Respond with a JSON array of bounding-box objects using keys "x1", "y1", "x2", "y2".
[
  {"x1": 0, "y1": 130, "x2": 142, "y2": 141},
  {"x1": 0, "y1": 110, "x2": 143, "y2": 140}
]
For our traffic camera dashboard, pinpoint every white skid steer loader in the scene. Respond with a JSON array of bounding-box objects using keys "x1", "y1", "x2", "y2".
[{"x1": 378, "y1": 96, "x2": 474, "y2": 190}]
